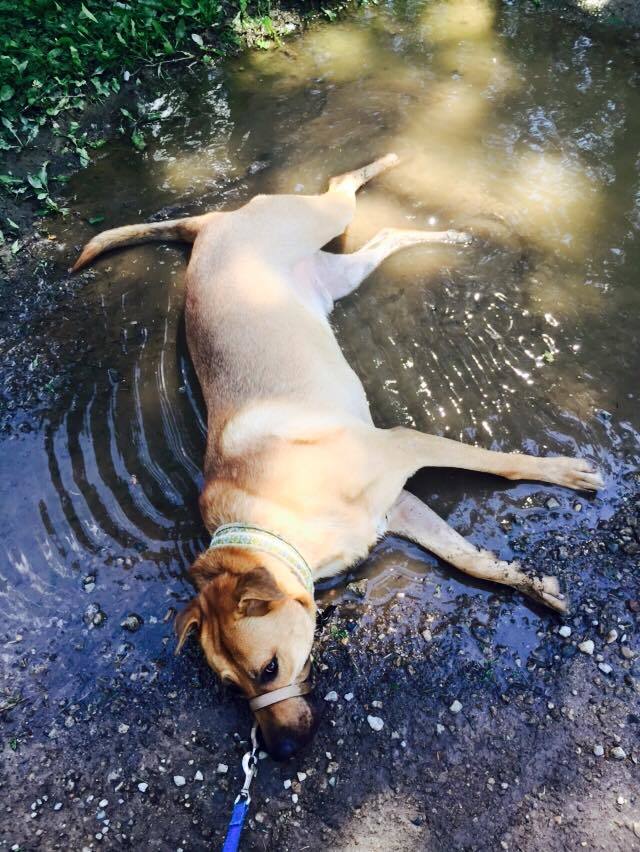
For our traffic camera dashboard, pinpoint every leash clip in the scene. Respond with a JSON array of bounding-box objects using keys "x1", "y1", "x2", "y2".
[{"x1": 235, "y1": 722, "x2": 259, "y2": 805}]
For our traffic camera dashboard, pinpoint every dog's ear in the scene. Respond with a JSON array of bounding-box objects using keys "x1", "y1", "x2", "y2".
[
  {"x1": 236, "y1": 567, "x2": 285, "y2": 618},
  {"x1": 174, "y1": 597, "x2": 203, "y2": 653}
]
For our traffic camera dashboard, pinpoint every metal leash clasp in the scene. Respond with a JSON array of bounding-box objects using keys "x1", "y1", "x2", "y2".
[{"x1": 235, "y1": 722, "x2": 259, "y2": 805}]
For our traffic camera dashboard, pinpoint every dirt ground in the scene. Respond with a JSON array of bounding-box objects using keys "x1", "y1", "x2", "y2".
[{"x1": 1, "y1": 486, "x2": 639, "y2": 850}]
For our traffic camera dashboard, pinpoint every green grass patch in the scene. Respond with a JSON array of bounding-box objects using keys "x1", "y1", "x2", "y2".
[{"x1": 0, "y1": 0, "x2": 327, "y2": 220}]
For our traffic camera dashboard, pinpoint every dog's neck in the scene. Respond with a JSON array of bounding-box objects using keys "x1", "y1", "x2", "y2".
[
  {"x1": 208, "y1": 522, "x2": 314, "y2": 598},
  {"x1": 200, "y1": 481, "x2": 380, "y2": 582}
]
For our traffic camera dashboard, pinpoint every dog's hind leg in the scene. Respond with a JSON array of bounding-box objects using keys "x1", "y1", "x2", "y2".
[
  {"x1": 246, "y1": 155, "x2": 402, "y2": 267},
  {"x1": 311, "y1": 226, "x2": 472, "y2": 301},
  {"x1": 386, "y1": 490, "x2": 567, "y2": 612}
]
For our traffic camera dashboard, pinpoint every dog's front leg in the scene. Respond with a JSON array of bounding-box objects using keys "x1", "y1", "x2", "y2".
[
  {"x1": 381, "y1": 427, "x2": 604, "y2": 491},
  {"x1": 386, "y1": 490, "x2": 567, "y2": 612}
]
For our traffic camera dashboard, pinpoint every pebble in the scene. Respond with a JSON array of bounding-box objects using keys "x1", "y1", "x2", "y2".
[
  {"x1": 291, "y1": 793, "x2": 299, "y2": 804},
  {"x1": 558, "y1": 626, "x2": 572, "y2": 638},
  {"x1": 598, "y1": 663, "x2": 612, "y2": 675},
  {"x1": 367, "y1": 715, "x2": 384, "y2": 732},
  {"x1": 611, "y1": 747, "x2": 627, "y2": 760},
  {"x1": 621, "y1": 646, "x2": 635, "y2": 660},
  {"x1": 297, "y1": 772, "x2": 307, "y2": 782},
  {"x1": 118, "y1": 723, "x2": 129, "y2": 734},
  {"x1": 324, "y1": 691, "x2": 338, "y2": 702},
  {"x1": 450, "y1": 700, "x2": 463, "y2": 714},
  {"x1": 53, "y1": 802, "x2": 62, "y2": 811},
  {"x1": 606, "y1": 629, "x2": 618, "y2": 644},
  {"x1": 120, "y1": 614, "x2": 143, "y2": 633},
  {"x1": 578, "y1": 640, "x2": 594, "y2": 655},
  {"x1": 545, "y1": 497, "x2": 560, "y2": 510},
  {"x1": 421, "y1": 628, "x2": 432, "y2": 642},
  {"x1": 593, "y1": 744, "x2": 604, "y2": 757},
  {"x1": 372, "y1": 700, "x2": 383, "y2": 709},
  {"x1": 436, "y1": 724, "x2": 445, "y2": 735},
  {"x1": 137, "y1": 783, "x2": 148, "y2": 793},
  {"x1": 344, "y1": 692, "x2": 354, "y2": 702},
  {"x1": 284, "y1": 779, "x2": 292, "y2": 789},
  {"x1": 173, "y1": 776, "x2": 186, "y2": 787},
  {"x1": 194, "y1": 771, "x2": 203, "y2": 782},
  {"x1": 217, "y1": 764, "x2": 228, "y2": 774}
]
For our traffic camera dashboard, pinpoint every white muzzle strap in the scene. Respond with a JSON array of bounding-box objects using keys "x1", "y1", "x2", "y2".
[
  {"x1": 248, "y1": 681, "x2": 313, "y2": 712},
  {"x1": 208, "y1": 522, "x2": 314, "y2": 598}
]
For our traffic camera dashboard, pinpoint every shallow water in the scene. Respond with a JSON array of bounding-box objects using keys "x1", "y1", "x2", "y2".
[{"x1": 2, "y1": 0, "x2": 640, "y2": 710}]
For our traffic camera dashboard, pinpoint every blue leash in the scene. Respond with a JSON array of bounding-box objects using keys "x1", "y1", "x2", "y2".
[{"x1": 221, "y1": 723, "x2": 259, "y2": 852}]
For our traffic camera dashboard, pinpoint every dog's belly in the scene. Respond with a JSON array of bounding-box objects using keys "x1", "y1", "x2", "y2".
[{"x1": 186, "y1": 259, "x2": 372, "y2": 428}]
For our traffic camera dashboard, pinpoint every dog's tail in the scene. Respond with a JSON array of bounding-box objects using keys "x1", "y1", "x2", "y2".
[{"x1": 71, "y1": 214, "x2": 210, "y2": 272}]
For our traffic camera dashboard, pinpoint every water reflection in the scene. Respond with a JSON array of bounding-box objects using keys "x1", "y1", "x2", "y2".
[{"x1": 2, "y1": 0, "x2": 640, "y2": 711}]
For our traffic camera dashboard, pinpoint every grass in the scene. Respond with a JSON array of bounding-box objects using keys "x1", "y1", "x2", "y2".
[{"x1": 0, "y1": 0, "x2": 350, "y2": 225}]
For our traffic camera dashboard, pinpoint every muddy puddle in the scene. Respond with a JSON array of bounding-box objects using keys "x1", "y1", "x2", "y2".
[{"x1": 2, "y1": 0, "x2": 640, "y2": 719}]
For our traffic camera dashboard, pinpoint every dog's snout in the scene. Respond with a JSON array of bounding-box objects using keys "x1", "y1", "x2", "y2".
[{"x1": 257, "y1": 693, "x2": 320, "y2": 761}]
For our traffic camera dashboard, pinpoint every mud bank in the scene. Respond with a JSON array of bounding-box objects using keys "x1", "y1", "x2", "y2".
[{"x1": 2, "y1": 484, "x2": 639, "y2": 850}]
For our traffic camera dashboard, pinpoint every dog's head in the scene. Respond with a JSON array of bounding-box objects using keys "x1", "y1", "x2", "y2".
[{"x1": 175, "y1": 548, "x2": 318, "y2": 760}]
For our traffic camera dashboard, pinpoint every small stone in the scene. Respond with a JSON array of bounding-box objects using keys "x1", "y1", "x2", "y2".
[
  {"x1": 137, "y1": 783, "x2": 148, "y2": 793},
  {"x1": 217, "y1": 764, "x2": 228, "y2": 775},
  {"x1": 621, "y1": 646, "x2": 636, "y2": 660},
  {"x1": 120, "y1": 614, "x2": 143, "y2": 633},
  {"x1": 545, "y1": 497, "x2": 560, "y2": 510},
  {"x1": 367, "y1": 715, "x2": 384, "y2": 732},
  {"x1": 255, "y1": 812, "x2": 266, "y2": 824},
  {"x1": 421, "y1": 628, "x2": 432, "y2": 642},
  {"x1": 346, "y1": 579, "x2": 368, "y2": 598},
  {"x1": 598, "y1": 663, "x2": 612, "y2": 675},
  {"x1": 593, "y1": 744, "x2": 604, "y2": 757},
  {"x1": 284, "y1": 779, "x2": 292, "y2": 789},
  {"x1": 372, "y1": 700, "x2": 383, "y2": 709},
  {"x1": 436, "y1": 724, "x2": 445, "y2": 735},
  {"x1": 611, "y1": 747, "x2": 627, "y2": 760},
  {"x1": 173, "y1": 776, "x2": 186, "y2": 787},
  {"x1": 53, "y1": 803, "x2": 62, "y2": 811},
  {"x1": 450, "y1": 700, "x2": 463, "y2": 714},
  {"x1": 324, "y1": 691, "x2": 338, "y2": 702},
  {"x1": 291, "y1": 793, "x2": 299, "y2": 804},
  {"x1": 118, "y1": 723, "x2": 129, "y2": 734},
  {"x1": 297, "y1": 772, "x2": 307, "y2": 782},
  {"x1": 617, "y1": 796, "x2": 625, "y2": 805},
  {"x1": 344, "y1": 692, "x2": 354, "y2": 702},
  {"x1": 558, "y1": 626, "x2": 572, "y2": 638},
  {"x1": 194, "y1": 770, "x2": 203, "y2": 782},
  {"x1": 606, "y1": 629, "x2": 618, "y2": 644},
  {"x1": 84, "y1": 603, "x2": 107, "y2": 628},
  {"x1": 578, "y1": 640, "x2": 594, "y2": 655}
]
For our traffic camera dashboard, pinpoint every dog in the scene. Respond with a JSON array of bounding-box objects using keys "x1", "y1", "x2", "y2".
[{"x1": 73, "y1": 154, "x2": 603, "y2": 759}]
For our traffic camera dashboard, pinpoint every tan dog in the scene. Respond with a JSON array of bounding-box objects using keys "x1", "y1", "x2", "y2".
[{"x1": 73, "y1": 155, "x2": 603, "y2": 759}]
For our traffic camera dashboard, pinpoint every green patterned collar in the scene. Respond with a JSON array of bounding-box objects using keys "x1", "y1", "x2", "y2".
[{"x1": 209, "y1": 523, "x2": 314, "y2": 598}]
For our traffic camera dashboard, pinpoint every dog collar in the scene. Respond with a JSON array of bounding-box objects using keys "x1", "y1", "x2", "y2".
[{"x1": 209, "y1": 523, "x2": 314, "y2": 598}]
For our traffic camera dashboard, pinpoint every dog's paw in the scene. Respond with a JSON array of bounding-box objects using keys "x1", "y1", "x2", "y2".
[
  {"x1": 525, "y1": 573, "x2": 568, "y2": 613},
  {"x1": 545, "y1": 457, "x2": 604, "y2": 492},
  {"x1": 445, "y1": 230, "x2": 473, "y2": 245}
]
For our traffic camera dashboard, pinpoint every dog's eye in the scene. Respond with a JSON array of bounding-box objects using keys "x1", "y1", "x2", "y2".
[{"x1": 260, "y1": 656, "x2": 278, "y2": 684}]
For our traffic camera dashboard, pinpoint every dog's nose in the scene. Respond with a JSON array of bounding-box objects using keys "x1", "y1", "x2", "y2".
[{"x1": 270, "y1": 736, "x2": 300, "y2": 761}]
